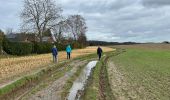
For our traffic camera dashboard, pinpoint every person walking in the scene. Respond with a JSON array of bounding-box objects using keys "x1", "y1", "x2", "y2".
[
  {"x1": 97, "y1": 46, "x2": 103, "y2": 60},
  {"x1": 52, "y1": 45, "x2": 58, "y2": 62},
  {"x1": 66, "y1": 45, "x2": 72, "y2": 59}
]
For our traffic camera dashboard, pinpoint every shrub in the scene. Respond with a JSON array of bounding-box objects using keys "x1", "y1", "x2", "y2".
[
  {"x1": 54, "y1": 43, "x2": 67, "y2": 51},
  {"x1": 33, "y1": 42, "x2": 53, "y2": 54},
  {"x1": 71, "y1": 41, "x2": 85, "y2": 49},
  {"x1": 3, "y1": 38, "x2": 33, "y2": 56},
  {"x1": 0, "y1": 46, "x2": 1, "y2": 52},
  {"x1": 0, "y1": 31, "x2": 4, "y2": 54},
  {"x1": 0, "y1": 41, "x2": 2, "y2": 54},
  {"x1": 33, "y1": 42, "x2": 68, "y2": 54},
  {"x1": 2, "y1": 37, "x2": 86, "y2": 55}
]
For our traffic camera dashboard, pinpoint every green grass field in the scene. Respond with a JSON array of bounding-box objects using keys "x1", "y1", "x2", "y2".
[{"x1": 110, "y1": 46, "x2": 170, "y2": 99}]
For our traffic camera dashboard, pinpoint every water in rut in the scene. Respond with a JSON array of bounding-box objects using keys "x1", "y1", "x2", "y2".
[{"x1": 67, "y1": 61, "x2": 98, "y2": 100}]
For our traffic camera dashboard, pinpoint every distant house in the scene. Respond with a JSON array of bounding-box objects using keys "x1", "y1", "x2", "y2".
[
  {"x1": 6, "y1": 33, "x2": 35, "y2": 42},
  {"x1": 6, "y1": 33, "x2": 54, "y2": 43},
  {"x1": 42, "y1": 36, "x2": 55, "y2": 43},
  {"x1": 6, "y1": 33, "x2": 18, "y2": 42},
  {"x1": 25, "y1": 34, "x2": 39, "y2": 42}
]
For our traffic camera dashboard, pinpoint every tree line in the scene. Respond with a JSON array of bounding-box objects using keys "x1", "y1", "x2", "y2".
[{"x1": 88, "y1": 40, "x2": 140, "y2": 46}]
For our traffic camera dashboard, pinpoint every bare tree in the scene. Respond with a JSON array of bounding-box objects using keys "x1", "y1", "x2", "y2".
[
  {"x1": 53, "y1": 19, "x2": 68, "y2": 43},
  {"x1": 20, "y1": 0, "x2": 62, "y2": 42},
  {"x1": 66, "y1": 15, "x2": 87, "y2": 40},
  {"x1": 77, "y1": 32, "x2": 87, "y2": 46}
]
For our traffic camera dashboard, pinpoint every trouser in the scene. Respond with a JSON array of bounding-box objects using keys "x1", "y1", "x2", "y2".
[
  {"x1": 98, "y1": 53, "x2": 101, "y2": 60},
  {"x1": 53, "y1": 55, "x2": 58, "y2": 62},
  {"x1": 67, "y1": 52, "x2": 71, "y2": 59}
]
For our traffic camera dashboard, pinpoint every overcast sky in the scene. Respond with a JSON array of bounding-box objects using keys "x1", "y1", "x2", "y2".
[{"x1": 0, "y1": 0, "x2": 170, "y2": 42}]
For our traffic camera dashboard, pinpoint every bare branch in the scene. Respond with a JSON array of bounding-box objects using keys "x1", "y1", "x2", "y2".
[{"x1": 66, "y1": 15, "x2": 87, "y2": 40}]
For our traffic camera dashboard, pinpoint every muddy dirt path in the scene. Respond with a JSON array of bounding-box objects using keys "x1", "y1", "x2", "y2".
[
  {"x1": 107, "y1": 59, "x2": 139, "y2": 100},
  {"x1": 23, "y1": 60, "x2": 87, "y2": 100}
]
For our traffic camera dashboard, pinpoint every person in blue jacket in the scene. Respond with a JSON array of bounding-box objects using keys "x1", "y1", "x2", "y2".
[
  {"x1": 66, "y1": 45, "x2": 72, "y2": 59},
  {"x1": 52, "y1": 45, "x2": 58, "y2": 62}
]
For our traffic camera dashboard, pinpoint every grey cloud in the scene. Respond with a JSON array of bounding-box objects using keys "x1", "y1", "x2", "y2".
[
  {"x1": 0, "y1": 0, "x2": 22, "y2": 31},
  {"x1": 61, "y1": 0, "x2": 135, "y2": 14},
  {"x1": 109, "y1": 0, "x2": 135, "y2": 10},
  {"x1": 142, "y1": 0, "x2": 170, "y2": 7}
]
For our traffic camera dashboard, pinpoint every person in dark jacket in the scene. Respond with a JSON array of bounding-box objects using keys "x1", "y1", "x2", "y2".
[
  {"x1": 52, "y1": 45, "x2": 58, "y2": 62},
  {"x1": 97, "y1": 46, "x2": 103, "y2": 60}
]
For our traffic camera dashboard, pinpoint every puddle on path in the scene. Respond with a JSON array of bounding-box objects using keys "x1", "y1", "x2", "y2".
[{"x1": 67, "y1": 61, "x2": 98, "y2": 100}]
